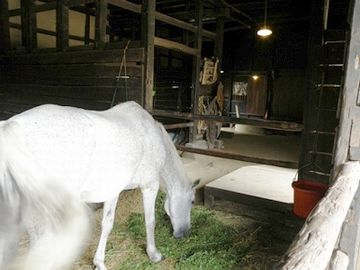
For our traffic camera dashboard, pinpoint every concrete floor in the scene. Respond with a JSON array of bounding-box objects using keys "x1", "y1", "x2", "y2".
[{"x1": 182, "y1": 125, "x2": 301, "y2": 207}]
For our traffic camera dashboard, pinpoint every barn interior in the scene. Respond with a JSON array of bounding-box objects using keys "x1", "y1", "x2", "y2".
[{"x1": 0, "y1": 0, "x2": 356, "y2": 269}]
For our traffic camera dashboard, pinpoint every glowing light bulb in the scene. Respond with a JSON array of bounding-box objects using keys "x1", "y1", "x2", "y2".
[{"x1": 257, "y1": 27, "x2": 272, "y2": 37}]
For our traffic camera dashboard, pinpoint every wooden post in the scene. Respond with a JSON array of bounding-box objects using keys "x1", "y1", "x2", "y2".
[
  {"x1": 141, "y1": 0, "x2": 155, "y2": 110},
  {"x1": 56, "y1": 0, "x2": 69, "y2": 51},
  {"x1": 95, "y1": 0, "x2": 108, "y2": 49},
  {"x1": 0, "y1": 0, "x2": 10, "y2": 54},
  {"x1": 84, "y1": 13, "x2": 90, "y2": 45},
  {"x1": 190, "y1": 0, "x2": 203, "y2": 142},
  {"x1": 214, "y1": 16, "x2": 224, "y2": 70},
  {"x1": 20, "y1": 0, "x2": 37, "y2": 51},
  {"x1": 333, "y1": 1, "x2": 360, "y2": 269},
  {"x1": 275, "y1": 162, "x2": 360, "y2": 270}
]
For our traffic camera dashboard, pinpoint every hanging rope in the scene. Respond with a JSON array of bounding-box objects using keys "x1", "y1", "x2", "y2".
[{"x1": 110, "y1": 40, "x2": 131, "y2": 107}]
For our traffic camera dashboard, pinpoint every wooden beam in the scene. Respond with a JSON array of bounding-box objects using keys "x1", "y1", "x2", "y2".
[
  {"x1": 141, "y1": 0, "x2": 155, "y2": 110},
  {"x1": 151, "y1": 109, "x2": 304, "y2": 132},
  {"x1": 95, "y1": 0, "x2": 108, "y2": 49},
  {"x1": 164, "y1": 122, "x2": 194, "y2": 130},
  {"x1": 107, "y1": 0, "x2": 216, "y2": 40},
  {"x1": 275, "y1": 162, "x2": 360, "y2": 269},
  {"x1": 176, "y1": 145, "x2": 298, "y2": 169},
  {"x1": 56, "y1": 0, "x2": 69, "y2": 51},
  {"x1": 21, "y1": 0, "x2": 37, "y2": 51},
  {"x1": 155, "y1": 9, "x2": 215, "y2": 40},
  {"x1": 215, "y1": 16, "x2": 224, "y2": 70},
  {"x1": 154, "y1": 37, "x2": 199, "y2": 56},
  {"x1": 190, "y1": 0, "x2": 203, "y2": 141},
  {"x1": 165, "y1": 8, "x2": 231, "y2": 22},
  {"x1": 9, "y1": 1, "x2": 95, "y2": 17},
  {"x1": 84, "y1": 13, "x2": 90, "y2": 44},
  {"x1": 0, "y1": 0, "x2": 10, "y2": 54},
  {"x1": 9, "y1": 22, "x2": 93, "y2": 43}
]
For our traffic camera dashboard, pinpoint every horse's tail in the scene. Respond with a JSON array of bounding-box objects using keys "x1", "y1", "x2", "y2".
[{"x1": 0, "y1": 121, "x2": 91, "y2": 270}]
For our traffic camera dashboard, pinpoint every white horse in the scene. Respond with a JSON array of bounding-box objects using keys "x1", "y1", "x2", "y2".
[{"x1": 0, "y1": 101, "x2": 199, "y2": 270}]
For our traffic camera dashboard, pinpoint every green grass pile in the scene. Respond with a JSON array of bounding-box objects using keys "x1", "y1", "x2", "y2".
[{"x1": 115, "y1": 193, "x2": 283, "y2": 270}]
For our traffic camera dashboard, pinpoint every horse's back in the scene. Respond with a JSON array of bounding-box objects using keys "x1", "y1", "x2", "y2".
[{"x1": 7, "y1": 102, "x2": 166, "y2": 202}]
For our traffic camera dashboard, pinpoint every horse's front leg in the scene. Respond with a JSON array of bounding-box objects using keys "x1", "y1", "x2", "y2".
[
  {"x1": 141, "y1": 183, "x2": 163, "y2": 262},
  {"x1": 93, "y1": 196, "x2": 119, "y2": 270}
]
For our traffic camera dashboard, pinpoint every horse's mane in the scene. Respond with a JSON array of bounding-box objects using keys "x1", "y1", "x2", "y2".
[{"x1": 156, "y1": 122, "x2": 190, "y2": 190}]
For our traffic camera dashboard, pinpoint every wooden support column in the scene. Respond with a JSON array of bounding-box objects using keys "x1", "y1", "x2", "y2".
[
  {"x1": 56, "y1": 0, "x2": 69, "y2": 51},
  {"x1": 20, "y1": 0, "x2": 37, "y2": 51},
  {"x1": 0, "y1": 0, "x2": 10, "y2": 54},
  {"x1": 333, "y1": 0, "x2": 360, "y2": 269},
  {"x1": 84, "y1": 13, "x2": 90, "y2": 45},
  {"x1": 191, "y1": 0, "x2": 203, "y2": 142},
  {"x1": 214, "y1": 16, "x2": 224, "y2": 70},
  {"x1": 141, "y1": 0, "x2": 155, "y2": 110},
  {"x1": 95, "y1": 0, "x2": 108, "y2": 49}
]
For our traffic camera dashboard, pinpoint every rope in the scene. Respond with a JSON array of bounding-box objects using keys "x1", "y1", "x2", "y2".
[{"x1": 110, "y1": 40, "x2": 131, "y2": 107}]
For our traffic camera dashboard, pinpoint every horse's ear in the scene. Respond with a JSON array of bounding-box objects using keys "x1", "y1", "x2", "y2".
[{"x1": 192, "y1": 179, "x2": 200, "y2": 189}]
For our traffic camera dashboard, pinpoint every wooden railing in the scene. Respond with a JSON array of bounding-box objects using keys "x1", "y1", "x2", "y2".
[{"x1": 274, "y1": 161, "x2": 360, "y2": 270}]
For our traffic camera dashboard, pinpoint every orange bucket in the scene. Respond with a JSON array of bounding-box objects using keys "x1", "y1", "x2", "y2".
[{"x1": 292, "y1": 180, "x2": 328, "y2": 219}]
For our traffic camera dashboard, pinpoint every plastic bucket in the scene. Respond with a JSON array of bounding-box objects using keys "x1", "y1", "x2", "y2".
[{"x1": 292, "y1": 180, "x2": 328, "y2": 219}]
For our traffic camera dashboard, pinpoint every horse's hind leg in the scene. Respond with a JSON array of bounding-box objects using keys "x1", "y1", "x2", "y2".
[
  {"x1": 93, "y1": 196, "x2": 119, "y2": 270},
  {"x1": 141, "y1": 182, "x2": 163, "y2": 262}
]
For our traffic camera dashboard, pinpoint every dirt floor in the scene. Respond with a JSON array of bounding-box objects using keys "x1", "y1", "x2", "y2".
[{"x1": 73, "y1": 189, "x2": 303, "y2": 270}]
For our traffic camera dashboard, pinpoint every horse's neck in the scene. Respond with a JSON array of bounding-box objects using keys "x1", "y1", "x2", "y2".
[{"x1": 161, "y1": 149, "x2": 187, "y2": 192}]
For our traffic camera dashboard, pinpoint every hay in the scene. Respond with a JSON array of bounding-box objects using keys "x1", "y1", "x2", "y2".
[{"x1": 74, "y1": 191, "x2": 294, "y2": 270}]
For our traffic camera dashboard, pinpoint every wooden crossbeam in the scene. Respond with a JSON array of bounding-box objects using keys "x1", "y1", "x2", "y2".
[
  {"x1": 108, "y1": 0, "x2": 216, "y2": 40},
  {"x1": 9, "y1": 22, "x2": 94, "y2": 42},
  {"x1": 9, "y1": 0, "x2": 94, "y2": 17},
  {"x1": 151, "y1": 109, "x2": 304, "y2": 132},
  {"x1": 154, "y1": 37, "x2": 199, "y2": 56}
]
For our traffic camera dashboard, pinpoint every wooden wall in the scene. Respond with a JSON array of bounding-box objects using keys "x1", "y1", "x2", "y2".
[{"x1": 0, "y1": 47, "x2": 144, "y2": 119}]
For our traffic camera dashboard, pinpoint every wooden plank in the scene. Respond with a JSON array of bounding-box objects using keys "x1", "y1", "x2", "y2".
[
  {"x1": 0, "y1": 0, "x2": 10, "y2": 54},
  {"x1": 9, "y1": 22, "x2": 94, "y2": 42},
  {"x1": 176, "y1": 145, "x2": 298, "y2": 169},
  {"x1": 151, "y1": 109, "x2": 304, "y2": 132},
  {"x1": 0, "y1": 48, "x2": 144, "y2": 64},
  {"x1": 95, "y1": 0, "x2": 108, "y2": 49},
  {"x1": 204, "y1": 186, "x2": 292, "y2": 213},
  {"x1": 1, "y1": 73, "x2": 142, "y2": 86},
  {"x1": 164, "y1": 122, "x2": 194, "y2": 130},
  {"x1": 2, "y1": 62, "x2": 143, "y2": 79},
  {"x1": 275, "y1": 162, "x2": 360, "y2": 270},
  {"x1": 9, "y1": 1, "x2": 94, "y2": 17},
  {"x1": 141, "y1": 0, "x2": 155, "y2": 110},
  {"x1": 0, "y1": 83, "x2": 141, "y2": 100},
  {"x1": 21, "y1": 0, "x2": 37, "y2": 51},
  {"x1": 154, "y1": 37, "x2": 199, "y2": 56},
  {"x1": 56, "y1": 0, "x2": 69, "y2": 51},
  {"x1": 107, "y1": 0, "x2": 216, "y2": 40}
]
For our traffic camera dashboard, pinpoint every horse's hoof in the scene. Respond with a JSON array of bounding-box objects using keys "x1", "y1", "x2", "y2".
[
  {"x1": 93, "y1": 262, "x2": 107, "y2": 270},
  {"x1": 149, "y1": 251, "x2": 164, "y2": 263}
]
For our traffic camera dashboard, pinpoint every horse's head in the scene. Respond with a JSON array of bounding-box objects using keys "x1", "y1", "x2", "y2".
[{"x1": 164, "y1": 179, "x2": 200, "y2": 239}]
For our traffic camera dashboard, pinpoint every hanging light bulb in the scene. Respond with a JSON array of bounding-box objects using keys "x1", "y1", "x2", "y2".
[{"x1": 257, "y1": 0, "x2": 272, "y2": 37}]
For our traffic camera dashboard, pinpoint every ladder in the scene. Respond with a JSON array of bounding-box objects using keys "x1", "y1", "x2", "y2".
[{"x1": 299, "y1": 29, "x2": 347, "y2": 183}]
